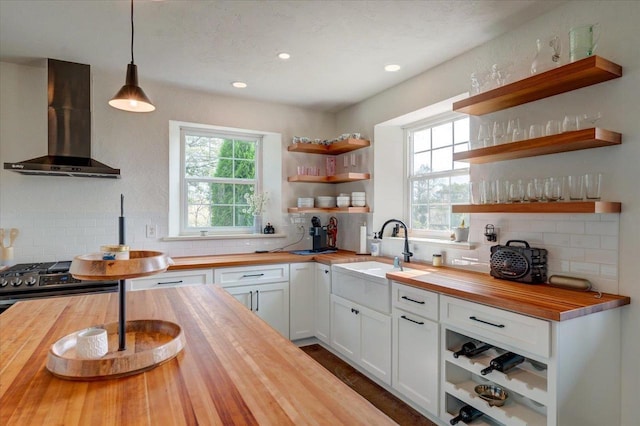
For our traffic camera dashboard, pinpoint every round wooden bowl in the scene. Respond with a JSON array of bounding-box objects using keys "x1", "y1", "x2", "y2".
[
  {"x1": 46, "y1": 319, "x2": 185, "y2": 380},
  {"x1": 69, "y1": 250, "x2": 172, "y2": 280}
]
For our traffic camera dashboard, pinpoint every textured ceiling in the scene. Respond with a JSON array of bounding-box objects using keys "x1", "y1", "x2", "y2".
[{"x1": 0, "y1": 0, "x2": 564, "y2": 112}]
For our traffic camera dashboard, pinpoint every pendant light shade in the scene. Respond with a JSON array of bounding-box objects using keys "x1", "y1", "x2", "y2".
[
  {"x1": 109, "y1": 0, "x2": 155, "y2": 112},
  {"x1": 109, "y1": 64, "x2": 155, "y2": 112}
]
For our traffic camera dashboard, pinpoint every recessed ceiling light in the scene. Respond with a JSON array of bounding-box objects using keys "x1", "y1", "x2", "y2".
[
  {"x1": 278, "y1": 52, "x2": 291, "y2": 60},
  {"x1": 232, "y1": 81, "x2": 247, "y2": 88},
  {"x1": 384, "y1": 64, "x2": 401, "y2": 72}
]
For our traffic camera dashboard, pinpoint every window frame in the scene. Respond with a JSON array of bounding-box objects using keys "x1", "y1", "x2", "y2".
[
  {"x1": 404, "y1": 112, "x2": 470, "y2": 239},
  {"x1": 179, "y1": 126, "x2": 263, "y2": 235}
]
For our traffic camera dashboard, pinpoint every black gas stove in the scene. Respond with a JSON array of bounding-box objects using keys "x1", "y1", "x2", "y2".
[{"x1": 0, "y1": 261, "x2": 118, "y2": 312}]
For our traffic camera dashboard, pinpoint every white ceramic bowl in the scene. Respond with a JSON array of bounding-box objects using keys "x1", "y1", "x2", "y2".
[
  {"x1": 315, "y1": 196, "x2": 336, "y2": 208},
  {"x1": 352, "y1": 200, "x2": 366, "y2": 207},
  {"x1": 336, "y1": 196, "x2": 350, "y2": 208}
]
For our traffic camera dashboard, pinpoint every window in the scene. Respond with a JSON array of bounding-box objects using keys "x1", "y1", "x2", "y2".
[
  {"x1": 181, "y1": 127, "x2": 262, "y2": 233},
  {"x1": 407, "y1": 114, "x2": 470, "y2": 235}
]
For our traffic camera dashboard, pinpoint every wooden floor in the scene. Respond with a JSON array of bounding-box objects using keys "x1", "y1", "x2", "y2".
[{"x1": 300, "y1": 344, "x2": 437, "y2": 426}]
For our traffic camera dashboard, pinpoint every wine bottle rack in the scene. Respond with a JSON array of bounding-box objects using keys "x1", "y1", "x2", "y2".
[{"x1": 443, "y1": 329, "x2": 549, "y2": 426}]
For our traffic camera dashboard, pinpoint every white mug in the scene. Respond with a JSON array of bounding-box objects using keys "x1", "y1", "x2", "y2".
[{"x1": 76, "y1": 327, "x2": 108, "y2": 359}]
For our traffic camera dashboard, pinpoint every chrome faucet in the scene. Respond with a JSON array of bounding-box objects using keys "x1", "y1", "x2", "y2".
[{"x1": 378, "y1": 219, "x2": 413, "y2": 263}]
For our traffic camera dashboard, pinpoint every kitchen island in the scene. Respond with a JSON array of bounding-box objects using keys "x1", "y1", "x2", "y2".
[{"x1": 0, "y1": 285, "x2": 395, "y2": 425}]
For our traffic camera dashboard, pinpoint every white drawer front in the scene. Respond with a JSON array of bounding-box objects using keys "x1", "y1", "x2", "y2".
[
  {"x1": 440, "y1": 295, "x2": 550, "y2": 358},
  {"x1": 392, "y1": 282, "x2": 438, "y2": 321},
  {"x1": 215, "y1": 264, "x2": 289, "y2": 287},
  {"x1": 128, "y1": 269, "x2": 212, "y2": 291}
]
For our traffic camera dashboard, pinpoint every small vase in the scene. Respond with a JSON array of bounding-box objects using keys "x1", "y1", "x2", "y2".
[{"x1": 253, "y1": 215, "x2": 263, "y2": 234}]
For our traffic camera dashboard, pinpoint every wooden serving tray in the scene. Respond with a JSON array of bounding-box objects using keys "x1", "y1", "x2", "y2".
[
  {"x1": 69, "y1": 250, "x2": 172, "y2": 280},
  {"x1": 46, "y1": 319, "x2": 185, "y2": 380}
]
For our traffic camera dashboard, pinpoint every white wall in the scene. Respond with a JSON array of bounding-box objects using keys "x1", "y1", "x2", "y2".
[
  {"x1": 0, "y1": 61, "x2": 336, "y2": 259},
  {"x1": 336, "y1": 1, "x2": 639, "y2": 423}
]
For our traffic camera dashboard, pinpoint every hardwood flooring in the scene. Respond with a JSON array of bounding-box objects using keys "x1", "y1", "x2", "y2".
[{"x1": 300, "y1": 344, "x2": 437, "y2": 426}]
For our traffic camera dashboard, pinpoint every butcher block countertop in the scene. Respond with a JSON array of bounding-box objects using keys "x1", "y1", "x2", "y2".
[
  {"x1": 0, "y1": 286, "x2": 395, "y2": 426},
  {"x1": 169, "y1": 251, "x2": 629, "y2": 322}
]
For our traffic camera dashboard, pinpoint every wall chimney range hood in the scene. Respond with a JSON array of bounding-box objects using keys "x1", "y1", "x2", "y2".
[{"x1": 3, "y1": 59, "x2": 120, "y2": 178}]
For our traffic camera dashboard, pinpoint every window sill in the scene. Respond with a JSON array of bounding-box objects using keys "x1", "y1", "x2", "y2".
[
  {"x1": 383, "y1": 236, "x2": 476, "y2": 250},
  {"x1": 163, "y1": 233, "x2": 287, "y2": 242}
]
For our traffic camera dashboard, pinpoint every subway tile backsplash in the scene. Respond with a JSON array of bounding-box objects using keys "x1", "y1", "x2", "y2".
[{"x1": 1, "y1": 211, "x2": 620, "y2": 295}]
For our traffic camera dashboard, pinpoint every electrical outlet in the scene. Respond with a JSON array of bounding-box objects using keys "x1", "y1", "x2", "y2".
[
  {"x1": 296, "y1": 225, "x2": 305, "y2": 234},
  {"x1": 146, "y1": 224, "x2": 157, "y2": 238}
]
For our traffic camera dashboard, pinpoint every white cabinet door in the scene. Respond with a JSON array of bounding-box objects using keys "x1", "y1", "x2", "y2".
[
  {"x1": 314, "y1": 263, "x2": 332, "y2": 344},
  {"x1": 393, "y1": 309, "x2": 439, "y2": 416},
  {"x1": 331, "y1": 294, "x2": 392, "y2": 384},
  {"x1": 289, "y1": 263, "x2": 315, "y2": 340},
  {"x1": 225, "y1": 282, "x2": 289, "y2": 339},
  {"x1": 127, "y1": 268, "x2": 213, "y2": 291},
  {"x1": 330, "y1": 294, "x2": 360, "y2": 361},
  {"x1": 253, "y1": 282, "x2": 289, "y2": 339},
  {"x1": 360, "y1": 304, "x2": 392, "y2": 385}
]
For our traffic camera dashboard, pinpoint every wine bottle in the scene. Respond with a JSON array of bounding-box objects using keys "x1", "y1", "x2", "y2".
[
  {"x1": 481, "y1": 351, "x2": 525, "y2": 375},
  {"x1": 450, "y1": 405, "x2": 483, "y2": 425},
  {"x1": 453, "y1": 341, "x2": 493, "y2": 358}
]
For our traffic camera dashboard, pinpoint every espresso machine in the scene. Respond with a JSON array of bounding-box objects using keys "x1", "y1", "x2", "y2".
[{"x1": 309, "y1": 216, "x2": 328, "y2": 252}]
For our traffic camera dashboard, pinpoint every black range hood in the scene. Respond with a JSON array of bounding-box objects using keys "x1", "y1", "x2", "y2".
[{"x1": 3, "y1": 59, "x2": 120, "y2": 178}]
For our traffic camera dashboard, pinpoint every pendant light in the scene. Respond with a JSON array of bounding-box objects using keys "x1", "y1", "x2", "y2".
[{"x1": 109, "y1": 0, "x2": 155, "y2": 112}]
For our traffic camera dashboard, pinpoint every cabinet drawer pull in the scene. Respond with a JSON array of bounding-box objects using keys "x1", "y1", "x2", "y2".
[
  {"x1": 351, "y1": 308, "x2": 360, "y2": 315},
  {"x1": 250, "y1": 291, "x2": 254, "y2": 311},
  {"x1": 401, "y1": 315, "x2": 424, "y2": 325},
  {"x1": 242, "y1": 273, "x2": 265, "y2": 278},
  {"x1": 401, "y1": 295, "x2": 425, "y2": 305},
  {"x1": 157, "y1": 280, "x2": 183, "y2": 286},
  {"x1": 470, "y1": 316, "x2": 505, "y2": 328}
]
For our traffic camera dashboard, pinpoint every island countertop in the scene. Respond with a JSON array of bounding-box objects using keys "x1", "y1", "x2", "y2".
[{"x1": 0, "y1": 285, "x2": 395, "y2": 425}]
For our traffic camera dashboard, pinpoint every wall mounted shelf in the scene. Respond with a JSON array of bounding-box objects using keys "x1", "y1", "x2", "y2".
[
  {"x1": 453, "y1": 56, "x2": 622, "y2": 115},
  {"x1": 288, "y1": 172, "x2": 370, "y2": 183},
  {"x1": 287, "y1": 207, "x2": 370, "y2": 214},
  {"x1": 454, "y1": 128, "x2": 621, "y2": 164},
  {"x1": 287, "y1": 138, "x2": 370, "y2": 155},
  {"x1": 452, "y1": 201, "x2": 621, "y2": 214}
]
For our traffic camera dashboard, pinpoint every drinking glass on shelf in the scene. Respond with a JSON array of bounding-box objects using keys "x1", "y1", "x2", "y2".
[
  {"x1": 477, "y1": 123, "x2": 492, "y2": 147},
  {"x1": 580, "y1": 112, "x2": 602, "y2": 129},
  {"x1": 529, "y1": 124, "x2": 544, "y2": 139},
  {"x1": 495, "y1": 179, "x2": 509, "y2": 204},
  {"x1": 585, "y1": 173, "x2": 602, "y2": 200},
  {"x1": 562, "y1": 115, "x2": 579, "y2": 132},
  {"x1": 568, "y1": 175, "x2": 585, "y2": 200},
  {"x1": 512, "y1": 127, "x2": 527, "y2": 142},
  {"x1": 470, "y1": 181, "x2": 482, "y2": 204},
  {"x1": 544, "y1": 177, "x2": 562, "y2": 201},
  {"x1": 493, "y1": 121, "x2": 506, "y2": 145},
  {"x1": 508, "y1": 180, "x2": 525, "y2": 203},
  {"x1": 481, "y1": 180, "x2": 495, "y2": 204},
  {"x1": 546, "y1": 120, "x2": 561, "y2": 136},
  {"x1": 526, "y1": 178, "x2": 544, "y2": 202}
]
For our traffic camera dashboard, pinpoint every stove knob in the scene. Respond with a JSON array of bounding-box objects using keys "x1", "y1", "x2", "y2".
[
  {"x1": 25, "y1": 276, "x2": 37, "y2": 286},
  {"x1": 10, "y1": 277, "x2": 23, "y2": 287},
  {"x1": 0, "y1": 278, "x2": 8, "y2": 287}
]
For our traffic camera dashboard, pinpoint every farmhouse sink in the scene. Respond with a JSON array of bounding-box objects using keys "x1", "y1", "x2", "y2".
[
  {"x1": 332, "y1": 261, "x2": 417, "y2": 314},
  {"x1": 333, "y1": 261, "x2": 415, "y2": 279}
]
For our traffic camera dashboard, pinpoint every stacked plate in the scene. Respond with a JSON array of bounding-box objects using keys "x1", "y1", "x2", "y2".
[
  {"x1": 297, "y1": 197, "x2": 314, "y2": 208},
  {"x1": 351, "y1": 192, "x2": 366, "y2": 207},
  {"x1": 316, "y1": 196, "x2": 336, "y2": 208}
]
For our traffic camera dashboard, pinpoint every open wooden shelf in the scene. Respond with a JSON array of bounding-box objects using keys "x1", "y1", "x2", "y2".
[
  {"x1": 452, "y1": 201, "x2": 621, "y2": 214},
  {"x1": 287, "y1": 206, "x2": 370, "y2": 214},
  {"x1": 454, "y1": 128, "x2": 621, "y2": 164},
  {"x1": 287, "y1": 138, "x2": 370, "y2": 155},
  {"x1": 453, "y1": 56, "x2": 622, "y2": 115},
  {"x1": 287, "y1": 172, "x2": 370, "y2": 183}
]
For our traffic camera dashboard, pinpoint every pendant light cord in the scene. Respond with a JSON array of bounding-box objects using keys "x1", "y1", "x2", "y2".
[{"x1": 130, "y1": 0, "x2": 135, "y2": 65}]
